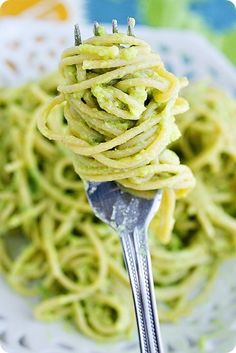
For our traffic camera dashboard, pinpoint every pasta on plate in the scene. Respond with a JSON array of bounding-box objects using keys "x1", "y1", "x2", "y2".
[{"x1": 0, "y1": 23, "x2": 236, "y2": 342}]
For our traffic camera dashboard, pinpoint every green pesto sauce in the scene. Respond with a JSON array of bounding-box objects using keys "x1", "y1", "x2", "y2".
[
  {"x1": 78, "y1": 44, "x2": 119, "y2": 59},
  {"x1": 120, "y1": 47, "x2": 138, "y2": 60}
]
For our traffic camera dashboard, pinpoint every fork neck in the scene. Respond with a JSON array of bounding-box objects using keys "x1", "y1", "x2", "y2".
[{"x1": 120, "y1": 226, "x2": 164, "y2": 353}]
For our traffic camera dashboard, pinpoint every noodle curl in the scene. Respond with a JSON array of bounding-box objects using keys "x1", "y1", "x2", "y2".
[{"x1": 38, "y1": 29, "x2": 195, "y2": 204}]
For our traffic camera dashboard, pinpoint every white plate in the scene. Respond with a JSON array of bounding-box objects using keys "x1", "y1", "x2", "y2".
[{"x1": 0, "y1": 18, "x2": 236, "y2": 353}]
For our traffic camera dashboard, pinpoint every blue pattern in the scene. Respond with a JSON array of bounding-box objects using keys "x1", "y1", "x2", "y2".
[
  {"x1": 191, "y1": 0, "x2": 236, "y2": 31},
  {"x1": 86, "y1": 0, "x2": 236, "y2": 31},
  {"x1": 86, "y1": 0, "x2": 138, "y2": 24}
]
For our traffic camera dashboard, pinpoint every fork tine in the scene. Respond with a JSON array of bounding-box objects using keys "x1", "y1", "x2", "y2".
[
  {"x1": 112, "y1": 19, "x2": 118, "y2": 33},
  {"x1": 93, "y1": 21, "x2": 100, "y2": 36},
  {"x1": 74, "y1": 24, "x2": 82, "y2": 46},
  {"x1": 127, "y1": 17, "x2": 135, "y2": 36}
]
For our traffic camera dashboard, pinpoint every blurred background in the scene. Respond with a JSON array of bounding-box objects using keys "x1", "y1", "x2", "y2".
[{"x1": 0, "y1": 0, "x2": 235, "y2": 65}]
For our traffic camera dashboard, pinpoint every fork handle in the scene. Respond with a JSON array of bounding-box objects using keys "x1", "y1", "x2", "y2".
[{"x1": 120, "y1": 227, "x2": 164, "y2": 353}]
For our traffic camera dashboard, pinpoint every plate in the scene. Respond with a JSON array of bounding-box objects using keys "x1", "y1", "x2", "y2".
[{"x1": 0, "y1": 18, "x2": 236, "y2": 353}]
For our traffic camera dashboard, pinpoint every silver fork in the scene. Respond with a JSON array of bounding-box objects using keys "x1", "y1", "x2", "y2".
[
  {"x1": 75, "y1": 19, "x2": 164, "y2": 353},
  {"x1": 86, "y1": 181, "x2": 164, "y2": 353}
]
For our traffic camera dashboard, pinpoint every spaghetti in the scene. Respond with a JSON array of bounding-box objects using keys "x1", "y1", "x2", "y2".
[
  {"x1": 38, "y1": 22, "x2": 195, "y2": 232},
  {"x1": 0, "y1": 60, "x2": 236, "y2": 341}
]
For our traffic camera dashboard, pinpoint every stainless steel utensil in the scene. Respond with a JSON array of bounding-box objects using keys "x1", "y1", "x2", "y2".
[
  {"x1": 86, "y1": 181, "x2": 164, "y2": 353},
  {"x1": 76, "y1": 18, "x2": 165, "y2": 352}
]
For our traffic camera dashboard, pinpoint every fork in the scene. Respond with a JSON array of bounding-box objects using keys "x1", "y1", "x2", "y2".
[
  {"x1": 75, "y1": 19, "x2": 165, "y2": 353},
  {"x1": 86, "y1": 181, "x2": 164, "y2": 353}
]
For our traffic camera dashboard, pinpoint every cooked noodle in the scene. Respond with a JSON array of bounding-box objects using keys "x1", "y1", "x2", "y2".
[
  {"x1": 0, "y1": 39, "x2": 236, "y2": 341},
  {"x1": 38, "y1": 26, "x2": 195, "y2": 241}
]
